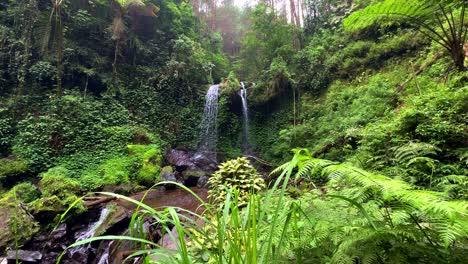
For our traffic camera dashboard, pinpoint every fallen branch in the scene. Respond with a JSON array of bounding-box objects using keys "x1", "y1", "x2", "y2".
[
  {"x1": 84, "y1": 196, "x2": 116, "y2": 207},
  {"x1": 397, "y1": 51, "x2": 443, "y2": 93}
]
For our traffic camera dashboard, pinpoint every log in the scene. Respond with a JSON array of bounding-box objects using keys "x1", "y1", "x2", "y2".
[{"x1": 84, "y1": 196, "x2": 116, "y2": 207}]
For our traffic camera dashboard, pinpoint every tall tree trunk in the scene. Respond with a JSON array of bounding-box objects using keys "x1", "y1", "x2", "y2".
[
  {"x1": 55, "y1": 3, "x2": 64, "y2": 98},
  {"x1": 17, "y1": 0, "x2": 38, "y2": 98},
  {"x1": 112, "y1": 41, "x2": 120, "y2": 85}
]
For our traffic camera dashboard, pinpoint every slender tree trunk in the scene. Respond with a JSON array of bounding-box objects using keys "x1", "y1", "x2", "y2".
[
  {"x1": 112, "y1": 41, "x2": 120, "y2": 84},
  {"x1": 83, "y1": 75, "x2": 89, "y2": 99},
  {"x1": 17, "y1": 0, "x2": 38, "y2": 99},
  {"x1": 55, "y1": 4, "x2": 64, "y2": 98}
]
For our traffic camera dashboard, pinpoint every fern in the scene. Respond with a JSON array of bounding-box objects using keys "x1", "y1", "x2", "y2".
[
  {"x1": 344, "y1": 0, "x2": 467, "y2": 70},
  {"x1": 274, "y1": 148, "x2": 468, "y2": 263}
]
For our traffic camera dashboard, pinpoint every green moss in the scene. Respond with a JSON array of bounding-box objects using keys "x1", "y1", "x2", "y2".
[
  {"x1": 161, "y1": 166, "x2": 173, "y2": 174},
  {"x1": 0, "y1": 188, "x2": 39, "y2": 249},
  {"x1": 39, "y1": 167, "x2": 81, "y2": 199},
  {"x1": 128, "y1": 144, "x2": 162, "y2": 186},
  {"x1": 0, "y1": 158, "x2": 28, "y2": 183},
  {"x1": 30, "y1": 195, "x2": 67, "y2": 214},
  {"x1": 11, "y1": 182, "x2": 40, "y2": 203}
]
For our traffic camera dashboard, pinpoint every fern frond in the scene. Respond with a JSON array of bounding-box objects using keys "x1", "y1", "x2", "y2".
[{"x1": 344, "y1": 0, "x2": 440, "y2": 31}]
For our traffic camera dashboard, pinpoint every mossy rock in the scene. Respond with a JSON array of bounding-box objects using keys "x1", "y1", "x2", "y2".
[
  {"x1": 161, "y1": 166, "x2": 173, "y2": 174},
  {"x1": 0, "y1": 158, "x2": 28, "y2": 183},
  {"x1": 11, "y1": 182, "x2": 40, "y2": 203},
  {"x1": 0, "y1": 189, "x2": 39, "y2": 251},
  {"x1": 30, "y1": 195, "x2": 67, "y2": 215},
  {"x1": 182, "y1": 170, "x2": 206, "y2": 179},
  {"x1": 128, "y1": 144, "x2": 162, "y2": 186},
  {"x1": 39, "y1": 167, "x2": 81, "y2": 199},
  {"x1": 30, "y1": 194, "x2": 85, "y2": 222},
  {"x1": 103, "y1": 183, "x2": 146, "y2": 195}
]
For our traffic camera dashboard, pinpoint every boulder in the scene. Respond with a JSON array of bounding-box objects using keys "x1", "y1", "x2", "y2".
[
  {"x1": 190, "y1": 153, "x2": 217, "y2": 172},
  {"x1": 161, "y1": 166, "x2": 177, "y2": 190},
  {"x1": 165, "y1": 149, "x2": 195, "y2": 170},
  {"x1": 182, "y1": 170, "x2": 207, "y2": 187},
  {"x1": 6, "y1": 250, "x2": 42, "y2": 263},
  {"x1": 0, "y1": 197, "x2": 39, "y2": 252},
  {"x1": 197, "y1": 176, "x2": 210, "y2": 188}
]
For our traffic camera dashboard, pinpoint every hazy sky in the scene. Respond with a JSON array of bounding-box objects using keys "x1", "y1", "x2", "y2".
[{"x1": 234, "y1": 0, "x2": 256, "y2": 7}]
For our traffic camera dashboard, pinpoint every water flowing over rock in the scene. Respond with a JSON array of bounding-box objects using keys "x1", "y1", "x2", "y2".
[
  {"x1": 68, "y1": 207, "x2": 111, "y2": 258},
  {"x1": 197, "y1": 84, "x2": 220, "y2": 160},
  {"x1": 239, "y1": 82, "x2": 252, "y2": 153}
]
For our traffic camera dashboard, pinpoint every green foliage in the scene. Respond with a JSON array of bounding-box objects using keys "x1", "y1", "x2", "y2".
[
  {"x1": 39, "y1": 167, "x2": 80, "y2": 201},
  {"x1": 344, "y1": 0, "x2": 467, "y2": 70},
  {"x1": 10, "y1": 182, "x2": 40, "y2": 203},
  {"x1": 13, "y1": 95, "x2": 132, "y2": 172},
  {"x1": 208, "y1": 157, "x2": 265, "y2": 206},
  {"x1": 128, "y1": 144, "x2": 162, "y2": 186},
  {"x1": 221, "y1": 71, "x2": 240, "y2": 95},
  {"x1": 80, "y1": 143, "x2": 162, "y2": 190},
  {"x1": 0, "y1": 108, "x2": 14, "y2": 156},
  {"x1": 272, "y1": 149, "x2": 468, "y2": 263},
  {"x1": 236, "y1": 4, "x2": 296, "y2": 81}
]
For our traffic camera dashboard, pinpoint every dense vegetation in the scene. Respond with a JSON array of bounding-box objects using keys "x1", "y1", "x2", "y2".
[{"x1": 0, "y1": 0, "x2": 466, "y2": 263}]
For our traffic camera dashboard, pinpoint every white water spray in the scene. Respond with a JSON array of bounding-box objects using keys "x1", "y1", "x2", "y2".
[
  {"x1": 197, "y1": 84, "x2": 220, "y2": 158},
  {"x1": 239, "y1": 82, "x2": 250, "y2": 151},
  {"x1": 69, "y1": 207, "x2": 111, "y2": 256}
]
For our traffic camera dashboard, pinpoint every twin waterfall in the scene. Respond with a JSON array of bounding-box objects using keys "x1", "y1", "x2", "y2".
[{"x1": 197, "y1": 82, "x2": 251, "y2": 158}]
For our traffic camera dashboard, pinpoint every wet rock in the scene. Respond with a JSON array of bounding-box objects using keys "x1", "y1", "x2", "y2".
[
  {"x1": 190, "y1": 153, "x2": 217, "y2": 172},
  {"x1": 6, "y1": 250, "x2": 42, "y2": 262},
  {"x1": 103, "y1": 184, "x2": 146, "y2": 195},
  {"x1": 0, "y1": 197, "x2": 39, "y2": 252},
  {"x1": 51, "y1": 224, "x2": 67, "y2": 240},
  {"x1": 161, "y1": 227, "x2": 180, "y2": 250},
  {"x1": 182, "y1": 170, "x2": 206, "y2": 187},
  {"x1": 161, "y1": 166, "x2": 177, "y2": 190},
  {"x1": 165, "y1": 149, "x2": 195, "y2": 170},
  {"x1": 197, "y1": 176, "x2": 210, "y2": 188}
]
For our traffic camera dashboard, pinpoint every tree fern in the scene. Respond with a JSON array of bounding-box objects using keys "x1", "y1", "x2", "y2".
[{"x1": 344, "y1": 0, "x2": 467, "y2": 70}]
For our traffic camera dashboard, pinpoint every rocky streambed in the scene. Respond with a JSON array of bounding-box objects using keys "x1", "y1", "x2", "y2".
[{"x1": 0, "y1": 149, "x2": 215, "y2": 264}]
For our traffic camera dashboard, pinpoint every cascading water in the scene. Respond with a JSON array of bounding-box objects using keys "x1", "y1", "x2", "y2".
[
  {"x1": 69, "y1": 207, "x2": 111, "y2": 256},
  {"x1": 239, "y1": 82, "x2": 251, "y2": 152},
  {"x1": 197, "y1": 84, "x2": 220, "y2": 159}
]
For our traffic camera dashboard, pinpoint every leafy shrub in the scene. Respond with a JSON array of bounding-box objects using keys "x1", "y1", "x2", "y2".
[
  {"x1": 29, "y1": 61, "x2": 56, "y2": 84},
  {"x1": 208, "y1": 157, "x2": 265, "y2": 206},
  {"x1": 0, "y1": 108, "x2": 14, "y2": 156}
]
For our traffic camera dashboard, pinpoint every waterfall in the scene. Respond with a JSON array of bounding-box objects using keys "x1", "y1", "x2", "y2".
[
  {"x1": 197, "y1": 84, "x2": 220, "y2": 158},
  {"x1": 96, "y1": 241, "x2": 114, "y2": 264},
  {"x1": 69, "y1": 207, "x2": 111, "y2": 256},
  {"x1": 239, "y1": 82, "x2": 251, "y2": 152}
]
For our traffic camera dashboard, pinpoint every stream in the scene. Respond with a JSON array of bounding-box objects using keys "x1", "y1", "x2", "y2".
[{"x1": 14, "y1": 186, "x2": 208, "y2": 264}]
